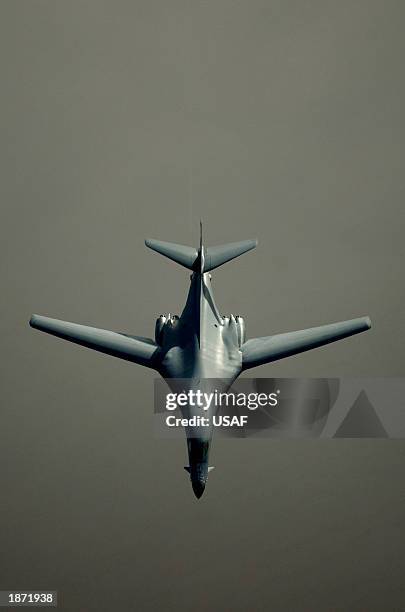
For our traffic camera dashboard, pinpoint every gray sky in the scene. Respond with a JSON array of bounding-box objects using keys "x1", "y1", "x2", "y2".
[{"x1": 1, "y1": 1, "x2": 405, "y2": 610}]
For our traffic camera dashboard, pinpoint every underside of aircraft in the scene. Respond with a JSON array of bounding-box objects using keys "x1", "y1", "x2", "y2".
[{"x1": 30, "y1": 225, "x2": 371, "y2": 497}]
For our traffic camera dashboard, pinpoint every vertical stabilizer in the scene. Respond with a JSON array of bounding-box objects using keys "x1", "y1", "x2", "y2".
[{"x1": 199, "y1": 219, "x2": 205, "y2": 273}]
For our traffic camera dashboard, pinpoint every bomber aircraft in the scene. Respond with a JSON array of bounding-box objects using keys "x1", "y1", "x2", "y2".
[{"x1": 30, "y1": 224, "x2": 371, "y2": 498}]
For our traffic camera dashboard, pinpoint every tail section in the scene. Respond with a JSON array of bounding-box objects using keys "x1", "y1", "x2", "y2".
[
  {"x1": 145, "y1": 239, "x2": 198, "y2": 270},
  {"x1": 204, "y1": 239, "x2": 257, "y2": 272},
  {"x1": 145, "y1": 225, "x2": 257, "y2": 272}
]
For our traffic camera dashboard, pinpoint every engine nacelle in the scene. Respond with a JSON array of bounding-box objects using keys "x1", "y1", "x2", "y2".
[
  {"x1": 155, "y1": 315, "x2": 167, "y2": 344},
  {"x1": 155, "y1": 314, "x2": 180, "y2": 344},
  {"x1": 222, "y1": 314, "x2": 246, "y2": 347},
  {"x1": 235, "y1": 316, "x2": 246, "y2": 346}
]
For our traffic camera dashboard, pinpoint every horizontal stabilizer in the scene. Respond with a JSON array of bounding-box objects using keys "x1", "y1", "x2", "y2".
[
  {"x1": 242, "y1": 316, "x2": 371, "y2": 370},
  {"x1": 145, "y1": 237, "x2": 257, "y2": 272},
  {"x1": 30, "y1": 315, "x2": 158, "y2": 368},
  {"x1": 204, "y1": 240, "x2": 257, "y2": 272},
  {"x1": 145, "y1": 239, "x2": 198, "y2": 270}
]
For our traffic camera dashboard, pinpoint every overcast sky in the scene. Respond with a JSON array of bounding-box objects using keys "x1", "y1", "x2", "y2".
[{"x1": 1, "y1": 1, "x2": 405, "y2": 610}]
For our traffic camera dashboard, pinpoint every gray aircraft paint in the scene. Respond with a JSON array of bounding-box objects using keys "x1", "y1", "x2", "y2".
[{"x1": 30, "y1": 226, "x2": 371, "y2": 498}]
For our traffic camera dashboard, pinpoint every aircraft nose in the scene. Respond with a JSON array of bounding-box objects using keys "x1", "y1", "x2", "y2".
[{"x1": 191, "y1": 479, "x2": 206, "y2": 499}]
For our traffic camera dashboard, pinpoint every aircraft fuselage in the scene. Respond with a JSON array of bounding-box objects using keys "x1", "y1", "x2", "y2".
[{"x1": 154, "y1": 270, "x2": 243, "y2": 497}]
